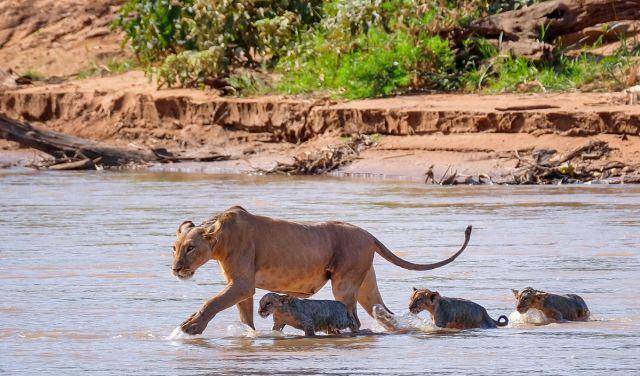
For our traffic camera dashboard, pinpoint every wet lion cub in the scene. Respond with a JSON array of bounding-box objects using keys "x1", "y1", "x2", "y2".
[
  {"x1": 512, "y1": 287, "x2": 590, "y2": 322},
  {"x1": 409, "y1": 288, "x2": 508, "y2": 329},
  {"x1": 259, "y1": 293, "x2": 357, "y2": 336}
]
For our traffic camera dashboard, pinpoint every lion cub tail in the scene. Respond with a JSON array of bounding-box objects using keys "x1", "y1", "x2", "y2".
[
  {"x1": 494, "y1": 315, "x2": 509, "y2": 327},
  {"x1": 372, "y1": 225, "x2": 472, "y2": 271}
]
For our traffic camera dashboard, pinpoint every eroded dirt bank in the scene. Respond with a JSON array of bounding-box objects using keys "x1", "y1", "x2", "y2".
[
  {"x1": 1, "y1": 71, "x2": 640, "y2": 181},
  {"x1": 2, "y1": 72, "x2": 640, "y2": 144}
]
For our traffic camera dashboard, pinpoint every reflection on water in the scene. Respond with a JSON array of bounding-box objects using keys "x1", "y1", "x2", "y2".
[{"x1": 1, "y1": 170, "x2": 639, "y2": 375}]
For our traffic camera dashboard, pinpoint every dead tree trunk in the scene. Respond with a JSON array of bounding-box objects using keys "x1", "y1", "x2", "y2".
[
  {"x1": 469, "y1": 0, "x2": 640, "y2": 59},
  {"x1": 0, "y1": 114, "x2": 230, "y2": 168},
  {"x1": 0, "y1": 114, "x2": 156, "y2": 166}
]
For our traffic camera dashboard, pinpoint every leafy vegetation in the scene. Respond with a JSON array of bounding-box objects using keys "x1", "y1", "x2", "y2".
[
  {"x1": 114, "y1": 0, "x2": 640, "y2": 98},
  {"x1": 462, "y1": 45, "x2": 640, "y2": 93},
  {"x1": 20, "y1": 70, "x2": 45, "y2": 81},
  {"x1": 112, "y1": 0, "x2": 195, "y2": 64},
  {"x1": 76, "y1": 58, "x2": 138, "y2": 80}
]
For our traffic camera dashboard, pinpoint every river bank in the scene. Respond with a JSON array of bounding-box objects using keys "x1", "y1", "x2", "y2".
[{"x1": 1, "y1": 71, "x2": 640, "y2": 182}]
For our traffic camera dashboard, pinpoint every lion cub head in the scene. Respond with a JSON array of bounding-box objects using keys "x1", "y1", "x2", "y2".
[
  {"x1": 171, "y1": 219, "x2": 220, "y2": 280},
  {"x1": 258, "y1": 293, "x2": 290, "y2": 318},
  {"x1": 409, "y1": 287, "x2": 441, "y2": 314},
  {"x1": 512, "y1": 287, "x2": 548, "y2": 313}
]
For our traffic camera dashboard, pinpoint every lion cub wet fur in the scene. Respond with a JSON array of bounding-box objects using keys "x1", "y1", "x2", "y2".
[
  {"x1": 259, "y1": 293, "x2": 358, "y2": 335},
  {"x1": 409, "y1": 288, "x2": 508, "y2": 329},
  {"x1": 512, "y1": 287, "x2": 590, "y2": 322}
]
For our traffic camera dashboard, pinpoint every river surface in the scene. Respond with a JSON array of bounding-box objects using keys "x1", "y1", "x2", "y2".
[{"x1": 1, "y1": 170, "x2": 639, "y2": 375}]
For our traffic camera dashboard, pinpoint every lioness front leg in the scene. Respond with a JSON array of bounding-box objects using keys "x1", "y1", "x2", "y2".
[
  {"x1": 181, "y1": 282, "x2": 254, "y2": 335},
  {"x1": 237, "y1": 296, "x2": 255, "y2": 330}
]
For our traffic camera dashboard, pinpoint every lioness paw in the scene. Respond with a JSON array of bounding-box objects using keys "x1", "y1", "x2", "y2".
[{"x1": 180, "y1": 315, "x2": 208, "y2": 335}]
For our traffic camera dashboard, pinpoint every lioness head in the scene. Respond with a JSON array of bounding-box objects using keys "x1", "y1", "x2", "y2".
[
  {"x1": 258, "y1": 293, "x2": 289, "y2": 318},
  {"x1": 172, "y1": 219, "x2": 220, "y2": 280},
  {"x1": 409, "y1": 287, "x2": 440, "y2": 314},
  {"x1": 512, "y1": 287, "x2": 548, "y2": 313}
]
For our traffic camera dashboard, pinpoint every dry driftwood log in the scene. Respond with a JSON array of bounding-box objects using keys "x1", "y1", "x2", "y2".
[
  {"x1": 469, "y1": 0, "x2": 640, "y2": 59},
  {"x1": 0, "y1": 114, "x2": 230, "y2": 169},
  {"x1": 254, "y1": 134, "x2": 375, "y2": 175},
  {"x1": 423, "y1": 140, "x2": 640, "y2": 185},
  {"x1": 500, "y1": 140, "x2": 640, "y2": 184}
]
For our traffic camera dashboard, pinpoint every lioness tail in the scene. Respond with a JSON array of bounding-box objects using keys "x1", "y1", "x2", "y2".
[{"x1": 372, "y1": 225, "x2": 472, "y2": 271}]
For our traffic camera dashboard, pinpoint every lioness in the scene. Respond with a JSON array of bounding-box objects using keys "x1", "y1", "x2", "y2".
[
  {"x1": 408, "y1": 288, "x2": 509, "y2": 329},
  {"x1": 512, "y1": 287, "x2": 590, "y2": 322},
  {"x1": 172, "y1": 206, "x2": 472, "y2": 335},
  {"x1": 258, "y1": 293, "x2": 357, "y2": 335}
]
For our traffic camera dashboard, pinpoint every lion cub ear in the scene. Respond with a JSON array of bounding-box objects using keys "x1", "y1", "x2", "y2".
[
  {"x1": 511, "y1": 289, "x2": 519, "y2": 298},
  {"x1": 536, "y1": 292, "x2": 549, "y2": 300},
  {"x1": 177, "y1": 220, "x2": 194, "y2": 236},
  {"x1": 429, "y1": 291, "x2": 440, "y2": 302},
  {"x1": 413, "y1": 287, "x2": 418, "y2": 292}
]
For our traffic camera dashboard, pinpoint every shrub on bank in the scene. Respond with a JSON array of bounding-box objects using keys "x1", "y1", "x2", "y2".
[{"x1": 114, "y1": 0, "x2": 640, "y2": 97}]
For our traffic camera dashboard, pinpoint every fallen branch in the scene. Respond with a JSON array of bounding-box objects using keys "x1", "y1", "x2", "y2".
[
  {"x1": 0, "y1": 114, "x2": 230, "y2": 170},
  {"x1": 254, "y1": 134, "x2": 375, "y2": 175},
  {"x1": 423, "y1": 140, "x2": 640, "y2": 185}
]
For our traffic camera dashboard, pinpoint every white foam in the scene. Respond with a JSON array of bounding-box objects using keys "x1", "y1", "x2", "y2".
[
  {"x1": 508, "y1": 309, "x2": 549, "y2": 325},
  {"x1": 373, "y1": 304, "x2": 437, "y2": 333},
  {"x1": 165, "y1": 326, "x2": 199, "y2": 340}
]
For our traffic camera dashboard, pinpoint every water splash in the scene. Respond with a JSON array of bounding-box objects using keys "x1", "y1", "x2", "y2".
[
  {"x1": 508, "y1": 309, "x2": 549, "y2": 325},
  {"x1": 225, "y1": 324, "x2": 250, "y2": 337},
  {"x1": 373, "y1": 304, "x2": 437, "y2": 333},
  {"x1": 165, "y1": 326, "x2": 199, "y2": 340}
]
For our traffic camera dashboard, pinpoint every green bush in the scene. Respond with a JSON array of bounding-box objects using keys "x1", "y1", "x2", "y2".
[
  {"x1": 113, "y1": 0, "x2": 195, "y2": 64},
  {"x1": 185, "y1": 0, "x2": 322, "y2": 64},
  {"x1": 277, "y1": 1, "x2": 463, "y2": 98},
  {"x1": 335, "y1": 30, "x2": 418, "y2": 98},
  {"x1": 116, "y1": 0, "x2": 323, "y2": 86},
  {"x1": 462, "y1": 52, "x2": 636, "y2": 93},
  {"x1": 114, "y1": 0, "x2": 637, "y2": 97},
  {"x1": 155, "y1": 47, "x2": 226, "y2": 88}
]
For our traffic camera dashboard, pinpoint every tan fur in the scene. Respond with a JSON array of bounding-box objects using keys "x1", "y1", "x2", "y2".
[
  {"x1": 512, "y1": 287, "x2": 590, "y2": 322},
  {"x1": 409, "y1": 288, "x2": 440, "y2": 317},
  {"x1": 172, "y1": 206, "x2": 472, "y2": 334}
]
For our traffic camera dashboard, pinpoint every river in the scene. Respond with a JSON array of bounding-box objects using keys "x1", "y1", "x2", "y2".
[{"x1": 1, "y1": 170, "x2": 639, "y2": 375}]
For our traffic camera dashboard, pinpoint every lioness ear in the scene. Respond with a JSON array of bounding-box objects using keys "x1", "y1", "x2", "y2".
[
  {"x1": 177, "y1": 220, "x2": 194, "y2": 236},
  {"x1": 429, "y1": 292, "x2": 440, "y2": 302},
  {"x1": 511, "y1": 289, "x2": 519, "y2": 298},
  {"x1": 413, "y1": 287, "x2": 418, "y2": 292},
  {"x1": 203, "y1": 220, "x2": 221, "y2": 239}
]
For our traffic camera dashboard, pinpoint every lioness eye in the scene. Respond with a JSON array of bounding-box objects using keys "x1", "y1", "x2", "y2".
[{"x1": 187, "y1": 245, "x2": 195, "y2": 253}]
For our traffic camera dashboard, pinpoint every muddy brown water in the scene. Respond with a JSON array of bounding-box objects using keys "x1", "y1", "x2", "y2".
[{"x1": 1, "y1": 170, "x2": 639, "y2": 375}]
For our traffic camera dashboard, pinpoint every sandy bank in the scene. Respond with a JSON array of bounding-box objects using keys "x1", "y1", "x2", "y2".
[{"x1": 1, "y1": 71, "x2": 639, "y2": 181}]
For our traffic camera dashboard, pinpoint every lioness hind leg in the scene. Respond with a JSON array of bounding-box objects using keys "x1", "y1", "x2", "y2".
[
  {"x1": 357, "y1": 267, "x2": 392, "y2": 317},
  {"x1": 331, "y1": 279, "x2": 361, "y2": 331}
]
